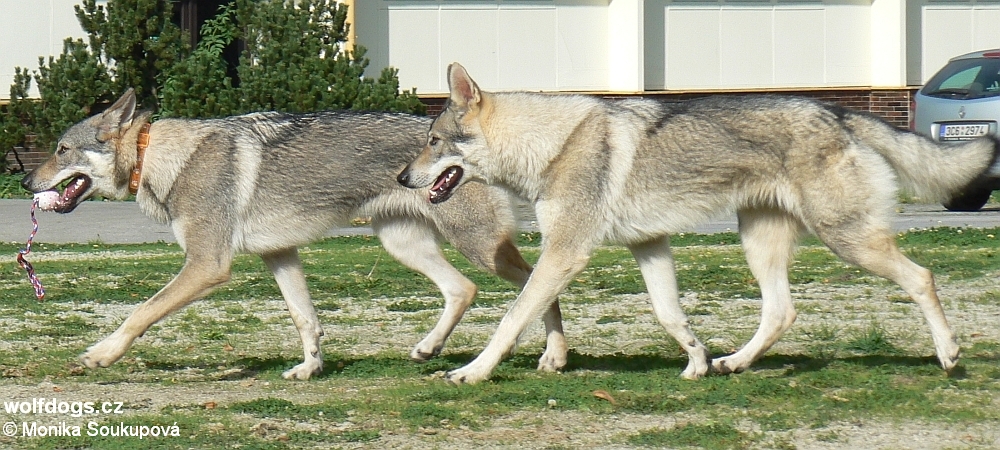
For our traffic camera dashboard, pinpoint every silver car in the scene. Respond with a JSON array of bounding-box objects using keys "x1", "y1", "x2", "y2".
[{"x1": 912, "y1": 49, "x2": 1000, "y2": 211}]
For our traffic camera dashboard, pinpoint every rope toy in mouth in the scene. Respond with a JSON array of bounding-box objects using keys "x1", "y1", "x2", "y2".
[{"x1": 17, "y1": 198, "x2": 45, "y2": 300}]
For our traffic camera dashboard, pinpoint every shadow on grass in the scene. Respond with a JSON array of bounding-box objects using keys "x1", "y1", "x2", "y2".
[
  {"x1": 557, "y1": 351, "x2": 953, "y2": 378},
  {"x1": 141, "y1": 354, "x2": 468, "y2": 380},
  {"x1": 136, "y1": 355, "x2": 303, "y2": 380},
  {"x1": 747, "y1": 352, "x2": 956, "y2": 376},
  {"x1": 564, "y1": 351, "x2": 686, "y2": 373},
  {"x1": 138, "y1": 350, "x2": 963, "y2": 381}
]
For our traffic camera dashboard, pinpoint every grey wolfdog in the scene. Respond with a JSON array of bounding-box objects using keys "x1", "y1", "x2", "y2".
[
  {"x1": 398, "y1": 62, "x2": 1000, "y2": 385},
  {"x1": 20, "y1": 89, "x2": 568, "y2": 380}
]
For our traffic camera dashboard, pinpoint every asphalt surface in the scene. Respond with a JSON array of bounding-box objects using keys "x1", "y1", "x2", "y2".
[{"x1": 0, "y1": 199, "x2": 998, "y2": 245}]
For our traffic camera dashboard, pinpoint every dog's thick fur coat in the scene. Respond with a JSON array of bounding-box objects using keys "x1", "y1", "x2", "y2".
[
  {"x1": 20, "y1": 90, "x2": 568, "y2": 379},
  {"x1": 398, "y1": 62, "x2": 1000, "y2": 384}
]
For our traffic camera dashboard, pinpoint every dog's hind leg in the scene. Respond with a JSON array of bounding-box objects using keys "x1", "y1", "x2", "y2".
[
  {"x1": 629, "y1": 236, "x2": 711, "y2": 380},
  {"x1": 375, "y1": 217, "x2": 480, "y2": 362},
  {"x1": 817, "y1": 224, "x2": 960, "y2": 372},
  {"x1": 712, "y1": 208, "x2": 802, "y2": 375},
  {"x1": 80, "y1": 248, "x2": 233, "y2": 369},
  {"x1": 262, "y1": 247, "x2": 324, "y2": 380}
]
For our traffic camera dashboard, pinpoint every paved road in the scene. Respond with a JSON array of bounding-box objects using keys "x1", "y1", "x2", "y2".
[{"x1": 0, "y1": 199, "x2": 998, "y2": 245}]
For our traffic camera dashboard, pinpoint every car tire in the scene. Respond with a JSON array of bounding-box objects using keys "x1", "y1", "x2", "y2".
[{"x1": 942, "y1": 189, "x2": 992, "y2": 212}]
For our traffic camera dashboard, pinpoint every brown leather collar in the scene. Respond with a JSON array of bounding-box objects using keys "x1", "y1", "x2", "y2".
[{"x1": 128, "y1": 123, "x2": 151, "y2": 195}]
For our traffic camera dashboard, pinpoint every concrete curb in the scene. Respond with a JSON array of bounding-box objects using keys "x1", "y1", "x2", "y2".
[{"x1": 0, "y1": 199, "x2": 996, "y2": 245}]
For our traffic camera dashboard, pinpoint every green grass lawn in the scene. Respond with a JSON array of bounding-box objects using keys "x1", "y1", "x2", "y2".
[{"x1": 1, "y1": 229, "x2": 998, "y2": 449}]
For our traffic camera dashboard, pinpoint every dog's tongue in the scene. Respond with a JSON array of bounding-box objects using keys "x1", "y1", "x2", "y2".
[
  {"x1": 429, "y1": 166, "x2": 463, "y2": 204},
  {"x1": 431, "y1": 171, "x2": 453, "y2": 192}
]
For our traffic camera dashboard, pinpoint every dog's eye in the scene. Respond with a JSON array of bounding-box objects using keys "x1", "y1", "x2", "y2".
[
  {"x1": 429, "y1": 136, "x2": 440, "y2": 146},
  {"x1": 56, "y1": 145, "x2": 69, "y2": 155}
]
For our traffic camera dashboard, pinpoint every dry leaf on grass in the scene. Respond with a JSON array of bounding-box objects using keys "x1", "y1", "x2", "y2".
[{"x1": 592, "y1": 390, "x2": 617, "y2": 405}]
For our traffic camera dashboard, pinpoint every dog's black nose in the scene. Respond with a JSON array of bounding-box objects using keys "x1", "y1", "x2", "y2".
[
  {"x1": 20, "y1": 172, "x2": 34, "y2": 191},
  {"x1": 396, "y1": 169, "x2": 410, "y2": 187}
]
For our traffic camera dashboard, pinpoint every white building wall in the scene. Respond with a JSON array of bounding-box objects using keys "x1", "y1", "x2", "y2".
[
  {"x1": 871, "y1": 0, "x2": 906, "y2": 87},
  {"x1": 0, "y1": 0, "x2": 97, "y2": 100},
  {"x1": 356, "y1": 0, "x2": 610, "y2": 94},
  {"x1": 608, "y1": 0, "x2": 644, "y2": 92},
  {"x1": 916, "y1": 1, "x2": 1000, "y2": 85},
  {"x1": 644, "y1": 0, "x2": 871, "y2": 91},
  {"x1": 362, "y1": 0, "x2": 876, "y2": 93},
  {"x1": 7, "y1": 0, "x2": 1000, "y2": 100}
]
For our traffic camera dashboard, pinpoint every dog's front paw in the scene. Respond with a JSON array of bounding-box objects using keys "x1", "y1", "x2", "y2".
[
  {"x1": 80, "y1": 337, "x2": 130, "y2": 369},
  {"x1": 936, "y1": 338, "x2": 960, "y2": 373},
  {"x1": 443, "y1": 371, "x2": 472, "y2": 386},
  {"x1": 282, "y1": 361, "x2": 323, "y2": 380},
  {"x1": 710, "y1": 357, "x2": 746, "y2": 376},
  {"x1": 79, "y1": 353, "x2": 111, "y2": 370},
  {"x1": 672, "y1": 345, "x2": 711, "y2": 380},
  {"x1": 536, "y1": 348, "x2": 567, "y2": 373},
  {"x1": 678, "y1": 353, "x2": 711, "y2": 380},
  {"x1": 941, "y1": 353, "x2": 960, "y2": 373},
  {"x1": 410, "y1": 339, "x2": 443, "y2": 362},
  {"x1": 444, "y1": 366, "x2": 489, "y2": 386}
]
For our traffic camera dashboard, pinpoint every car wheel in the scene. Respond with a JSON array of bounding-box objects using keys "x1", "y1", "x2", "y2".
[{"x1": 942, "y1": 189, "x2": 993, "y2": 212}]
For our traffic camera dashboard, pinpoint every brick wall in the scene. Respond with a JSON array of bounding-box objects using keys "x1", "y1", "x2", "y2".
[
  {"x1": 5, "y1": 147, "x2": 48, "y2": 172},
  {"x1": 421, "y1": 88, "x2": 917, "y2": 129},
  {"x1": 422, "y1": 97, "x2": 448, "y2": 117},
  {"x1": 868, "y1": 90, "x2": 915, "y2": 129},
  {"x1": 4, "y1": 134, "x2": 49, "y2": 173}
]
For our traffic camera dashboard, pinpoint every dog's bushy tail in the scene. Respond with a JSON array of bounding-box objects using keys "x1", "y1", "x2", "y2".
[{"x1": 844, "y1": 112, "x2": 1000, "y2": 203}]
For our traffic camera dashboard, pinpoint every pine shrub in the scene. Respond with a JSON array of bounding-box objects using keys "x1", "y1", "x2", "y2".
[{"x1": 2, "y1": 0, "x2": 426, "y2": 163}]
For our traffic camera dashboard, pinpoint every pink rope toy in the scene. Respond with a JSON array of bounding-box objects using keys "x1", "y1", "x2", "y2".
[{"x1": 17, "y1": 198, "x2": 45, "y2": 300}]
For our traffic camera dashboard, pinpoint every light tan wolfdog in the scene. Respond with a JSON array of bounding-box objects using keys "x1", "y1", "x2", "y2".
[
  {"x1": 398, "y1": 62, "x2": 1000, "y2": 385},
  {"x1": 20, "y1": 89, "x2": 568, "y2": 380}
]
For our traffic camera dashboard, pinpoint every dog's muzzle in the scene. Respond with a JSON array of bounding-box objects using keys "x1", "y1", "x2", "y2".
[
  {"x1": 396, "y1": 165, "x2": 464, "y2": 204},
  {"x1": 21, "y1": 174, "x2": 92, "y2": 213}
]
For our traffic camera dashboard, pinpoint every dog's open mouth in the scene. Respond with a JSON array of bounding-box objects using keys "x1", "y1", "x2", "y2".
[
  {"x1": 36, "y1": 175, "x2": 91, "y2": 213},
  {"x1": 429, "y1": 166, "x2": 463, "y2": 204}
]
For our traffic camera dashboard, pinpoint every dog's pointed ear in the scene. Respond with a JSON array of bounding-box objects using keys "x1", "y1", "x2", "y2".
[
  {"x1": 96, "y1": 88, "x2": 137, "y2": 141},
  {"x1": 447, "y1": 63, "x2": 481, "y2": 113}
]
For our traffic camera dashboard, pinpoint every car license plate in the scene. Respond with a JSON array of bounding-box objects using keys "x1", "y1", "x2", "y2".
[{"x1": 939, "y1": 123, "x2": 990, "y2": 140}]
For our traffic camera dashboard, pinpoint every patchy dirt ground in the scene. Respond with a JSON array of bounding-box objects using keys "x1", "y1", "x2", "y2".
[{"x1": 2, "y1": 249, "x2": 999, "y2": 449}]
